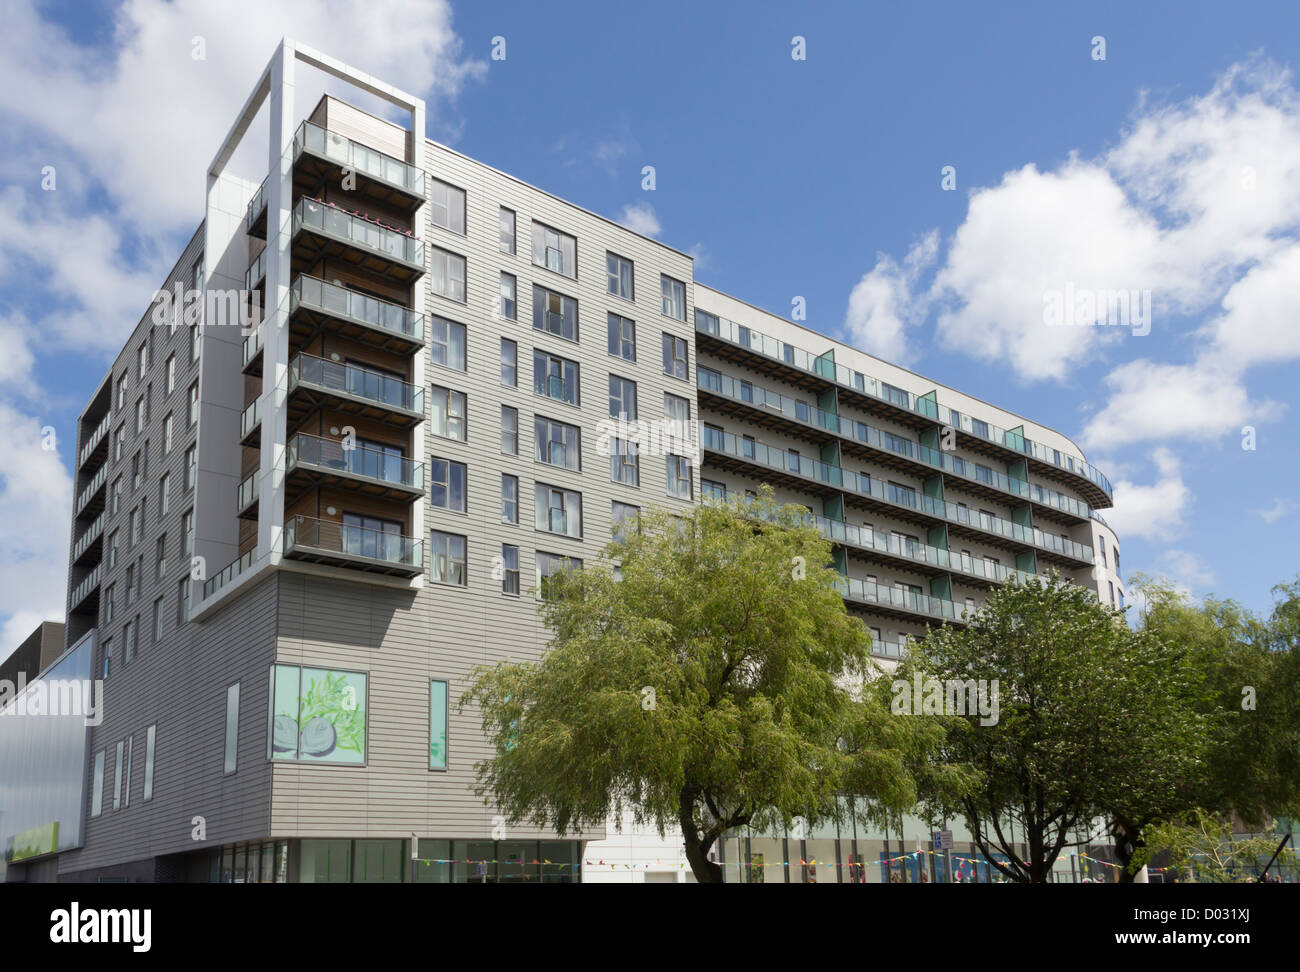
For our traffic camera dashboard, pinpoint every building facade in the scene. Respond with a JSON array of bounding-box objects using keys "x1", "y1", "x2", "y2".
[{"x1": 7, "y1": 40, "x2": 1120, "y2": 883}]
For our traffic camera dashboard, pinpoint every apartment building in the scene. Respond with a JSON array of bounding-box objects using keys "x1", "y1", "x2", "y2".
[{"x1": 2, "y1": 40, "x2": 1118, "y2": 884}]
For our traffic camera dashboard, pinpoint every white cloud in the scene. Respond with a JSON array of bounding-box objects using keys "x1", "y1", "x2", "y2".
[
  {"x1": 1156, "y1": 549, "x2": 1217, "y2": 590},
  {"x1": 0, "y1": 404, "x2": 72, "y2": 660},
  {"x1": 618, "y1": 202, "x2": 661, "y2": 238},
  {"x1": 1102, "y1": 447, "x2": 1192, "y2": 542},
  {"x1": 1258, "y1": 498, "x2": 1297, "y2": 523},
  {"x1": 843, "y1": 231, "x2": 937, "y2": 364},
  {"x1": 1200, "y1": 243, "x2": 1300, "y2": 371}
]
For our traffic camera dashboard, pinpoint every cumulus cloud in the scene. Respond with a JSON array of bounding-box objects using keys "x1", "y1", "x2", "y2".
[
  {"x1": 618, "y1": 202, "x2": 661, "y2": 238},
  {"x1": 843, "y1": 231, "x2": 937, "y2": 364},
  {"x1": 1102, "y1": 447, "x2": 1192, "y2": 542},
  {"x1": 1258, "y1": 498, "x2": 1297, "y2": 523}
]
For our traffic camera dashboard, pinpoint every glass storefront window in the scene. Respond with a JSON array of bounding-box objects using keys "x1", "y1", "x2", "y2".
[
  {"x1": 299, "y1": 839, "x2": 352, "y2": 883},
  {"x1": 354, "y1": 838, "x2": 404, "y2": 883}
]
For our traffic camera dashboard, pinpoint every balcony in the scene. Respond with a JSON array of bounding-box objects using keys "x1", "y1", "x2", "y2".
[
  {"x1": 287, "y1": 352, "x2": 424, "y2": 429},
  {"x1": 697, "y1": 369, "x2": 1093, "y2": 523},
  {"x1": 282, "y1": 514, "x2": 423, "y2": 578},
  {"x1": 700, "y1": 426, "x2": 1093, "y2": 568},
  {"x1": 69, "y1": 564, "x2": 101, "y2": 611},
  {"x1": 77, "y1": 413, "x2": 110, "y2": 471},
  {"x1": 71, "y1": 511, "x2": 105, "y2": 567},
  {"x1": 242, "y1": 325, "x2": 263, "y2": 376},
  {"x1": 203, "y1": 549, "x2": 256, "y2": 600},
  {"x1": 246, "y1": 178, "x2": 268, "y2": 238},
  {"x1": 291, "y1": 198, "x2": 425, "y2": 284},
  {"x1": 836, "y1": 576, "x2": 962, "y2": 626},
  {"x1": 695, "y1": 309, "x2": 1114, "y2": 508},
  {"x1": 290, "y1": 275, "x2": 424, "y2": 353},
  {"x1": 75, "y1": 464, "x2": 108, "y2": 516},
  {"x1": 292, "y1": 120, "x2": 425, "y2": 214},
  {"x1": 240, "y1": 399, "x2": 261, "y2": 447},
  {"x1": 285, "y1": 433, "x2": 424, "y2": 502},
  {"x1": 236, "y1": 473, "x2": 259, "y2": 520},
  {"x1": 245, "y1": 246, "x2": 267, "y2": 292}
]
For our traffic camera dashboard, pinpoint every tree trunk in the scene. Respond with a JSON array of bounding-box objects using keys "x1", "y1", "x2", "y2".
[{"x1": 679, "y1": 788, "x2": 724, "y2": 883}]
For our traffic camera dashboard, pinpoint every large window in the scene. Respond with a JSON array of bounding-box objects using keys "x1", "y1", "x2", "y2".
[
  {"x1": 662, "y1": 332, "x2": 688, "y2": 380},
  {"x1": 611, "y1": 501, "x2": 639, "y2": 543},
  {"x1": 430, "y1": 316, "x2": 467, "y2": 371},
  {"x1": 531, "y1": 221, "x2": 576, "y2": 278},
  {"x1": 113, "y1": 740, "x2": 123, "y2": 811},
  {"x1": 610, "y1": 438, "x2": 639, "y2": 486},
  {"x1": 430, "y1": 531, "x2": 468, "y2": 586},
  {"x1": 429, "y1": 178, "x2": 466, "y2": 235},
  {"x1": 532, "y1": 285, "x2": 578, "y2": 342},
  {"x1": 535, "y1": 483, "x2": 582, "y2": 539},
  {"x1": 498, "y1": 207, "x2": 516, "y2": 255},
  {"x1": 501, "y1": 405, "x2": 518, "y2": 455},
  {"x1": 430, "y1": 385, "x2": 467, "y2": 441},
  {"x1": 500, "y1": 545, "x2": 520, "y2": 596},
  {"x1": 607, "y1": 312, "x2": 636, "y2": 361},
  {"x1": 224, "y1": 682, "x2": 240, "y2": 775},
  {"x1": 667, "y1": 454, "x2": 693, "y2": 499},
  {"x1": 499, "y1": 272, "x2": 517, "y2": 320},
  {"x1": 660, "y1": 275, "x2": 685, "y2": 320},
  {"x1": 536, "y1": 551, "x2": 581, "y2": 600},
  {"x1": 534, "y1": 415, "x2": 581, "y2": 471},
  {"x1": 664, "y1": 392, "x2": 691, "y2": 440},
  {"x1": 430, "y1": 458, "x2": 467, "y2": 513},
  {"x1": 533, "y1": 350, "x2": 579, "y2": 406},
  {"x1": 188, "y1": 380, "x2": 199, "y2": 426},
  {"x1": 430, "y1": 680, "x2": 448, "y2": 770},
  {"x1": 270, "y1": 665, "x2": 368, "y2": 765},
  {"x1": 606, "y1": 252, "x2": 634, "y2": 300},
  {"x1": 608, "y1": 374, "x2": 637, "y2": 420},
  {"x1": 430, "y1": 247, "x2": 467, "y2": 303},
  {"x1": 500, "y1": 338, "x2": 517, "y2": 386},
  {"x1": 501, "y1": 474, "x2": 519, "y2": 524},
  {"x1": 143, "y1": 724, "x2": 156, "y2": 801},
  {"x1": 91, "y1": 751, "x2": 105, "y2": 817}
]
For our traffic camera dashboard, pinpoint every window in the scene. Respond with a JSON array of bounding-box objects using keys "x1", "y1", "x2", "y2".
[
  {"x1": 1115, "y1": 549, "x2": 1121, "y2": 577},
  {"x1": 501, "y1": 474, "x2": 519, "y2": 524},
  {"x1": 1098, "y1": 536, "x2": 1107, "y2": 567},
  {"x1": 156, "y1": 534, "x2": 167, "y2": 579},
  {"x1": 342, "y1": 513, "x2": 404, "y2": 562},
  {"x1": 532, "y1": 285, "x2": 578, "y2": 341},
  {"x1": 536, "y1": 551, "x2": 581, "y2": 600},
  {"x1": 91, "y1": 751, "x2": 105, "y2": 817},
  {"x1": 270, "y1": 665, "x2": 368, "y2": 765},
  {"x1": 610, "y1": 438, "x2": 639, "y2": 486},
  {"x1": 499, "y1": 272, "x2": 517, "y2": 320},
  {"x1": 182, "y1": 510, "x2": 194, "y2": 557},
  {"x1": 500, "y1": 338, "x2": 517, "y2": 386},
  {"x1": 430, "y1": 316, "x2": 467, "y2": 371},
  {"x1": 607, "y1": 312, "x2": 636, "y2": 361},
  {"x1": 606, "y1": 252, "x2": 634, "y2": 300},
  {"x1": 1109, "y1": 581, "x2": 1116, "y2": 606},
  {"x1": 224, "y1": 683, "x2": 239, "y2": 774},
  {"x1": 113, "y1": 425, "x2": 124, "y2": 462},
  {"x1": 608, "y1": 375, "x2": 637, "y2": 420},
  {"x1": 534, "y1": 415, "x2": 581, "y2": 471},
  {"x1": 122, "y1": 734, "x2": 133, "y2": 808},
  {"x1": 531, "y1": 221, "x2": 577, "y2": 277},
  {"x1": 974, "y1": 463, "x2": 994, "y2": 485},
  {"x1": 132, "y1": 452, "x2": 142, "y2": 490},
  {"x1": 163, "y1": 413, "x2": 173, "y2": 454},
  {"x1": 124, "y1": 618, "x2": 136, "y2": 664},
  {"x1": 165, "y1": 354, "x2": 175, "y2": 394},
  {"x1": 429, "y1": 178, "x2": 466, "y2": 234},
  {"x1": 190, "y1": 323, "x2": 201, "y2": 363},
  {"x1": 188, "y1": 380, "x2": 199, "y2": 426},
  {"x1": 430, "y1": 458, "x2": 467, "y2": 513},
  {"x1": 430, "y1": 247, "x2": 467, "y2": 302},
  {"x1": 500, "y1": 545, "x2": 520, "y2": 596},
  {"x1": 501, "y1": 405, "x2": 519, "y2": 455},
  {"x1": 664, "y1": 393, "x2": 691, "y2": 440},
  {"x1": 889, "y1": 482, "x2": 918, "y2": 508},
  {"x1": 143, "y1": 725, "x2": 156, "y2": 802},
  {"x1": 535, "y1": 483, "x2": 582, "y2": 538},
  {"x1": 430, "y1": 385, "x2": 467, "y2": 441},
  {"x1": 159, "y1": 473, "x2": 170, "y2": 517},
  {"x1": 177, "y1": 577, "x2": 190, "y2": 624},
  {"x1": 611, "y1": 501, "x2": 639, "y2": 542},
  {"x1": 702, "y1": 479, "x2": 727, "y2": 501},
  {"x1": 152, "y1": 596, "x2": 164, "y2": 644},
  {"x1": 533, "y1": 349, "x2": 579, "y2": 406},
  {"x1": 113, "y1": 740, "x2": 124, "y2": 810},
  {"x1": 138, "y1": 341, "x2": 149, "y2": 378},
  {"x1": 129, "y1": 508, "x2": 140, "y2": 547},
  {"x1": 971, "y1": 417, "x2": 990, "y2": 439},
  {"x1": 662, "y1": 332, "x2": 689, "y2": 380},
  {"x1": 116, "y1": 374, "x2": 128, "y2": 410},
  {"x1": 430, "y1": 531, "x2": 468, "y2": 586},
  {"x1": 429, "y1": 680, "x2": 449, "y2": 769},
  {"x1": 104, "y1": 584, "x2": 115, "y2": 624},
  {"x1": 101, "y1": 638, "x2": 112, "y2": 678},
  {"x1": 660, "y1": 275, "x2": 685, "y2": 320},
  {"x1": 498, "y1": 207, "x2": 517, "y2": 254},
  {"x1": 108, "y1": 531, "x2": 119, "y2": 569},
  {"x1": 111, "y1": 476, "x2": 122, "y2": 513},
  {"x1": 667, "y1": 454, "x2": 693, "y2": 499},
  {"x1": 135, "y1": 396, "x2": 146, "y2": 434}
]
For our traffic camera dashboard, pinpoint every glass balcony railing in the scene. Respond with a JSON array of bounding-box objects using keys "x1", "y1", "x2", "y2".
[
  {"x1": 78, "y1": 414, "x2": 110, "y2": 468},
  {"x1": 293, "y1": 120, "x2": 425, "y2": 198},
  {"x1": 245, "y1": 247, "x2": 267, "y2": 291},
  {"x1": 202, "y1": 549, "x2": 256, "y2": 600},
  {"x1": 695, "y1": 308, "x2": 1113, "y2": 502},
  {"x1": 701, "y1": 426, "x2": 1094, "y2": 563},
  {"x1": 287, "y1": 433, "x2": 424, "y2": 491},
  {"x1": 284, "y1": 515, "x2": 422, "y2": 570},
  {"x1": 70, "y1": 564, "x2": 101, "y2": 607},
  {"x1": 72, "y1": 512, "x2": 105, "y2": 562},
  {"x1": 242, "y1": 326, "x2": 262, "y2": 368},
  {"x1": 871, "y1": 638, "x2": 908, "y2": 660},
  {"x1": 246, "y1": 178, "x2": 267, "y2": 233},
  {"x1": 240, "y1": 399, "x2": 260, "y2": 442},
  {"x1": 289, "y1": 352, "x2": 423, "y2": 416},
  {"x1": 291, "y1": 275, "x2": 424, "y2": 343},
  {"x1": 236, "y1": 473, "x2": 258, "y2": 513},
  {"x1": 835, "y1": 576, "x2": 959, "y2": 622},
  {"x1": 76, "y1": 464, "x2": 108, "y2": 513},
  {"x1": 697, "y1": 369, "x2": 1093, "y2": 519},
  {"x1": 292, "y1": 198, "x2": 425, "y2": 270}
]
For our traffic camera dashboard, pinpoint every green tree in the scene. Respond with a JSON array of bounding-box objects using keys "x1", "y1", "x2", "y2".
[
  {"x1": 1131, "y1": 809, "x2": 1296, "y2": 883},
  {"x1": 461, "y1": 488, "x2": 930, "y2": 883},
  {"x1": 910, "y1": 573, "x2": 1207, "y2": 883}
]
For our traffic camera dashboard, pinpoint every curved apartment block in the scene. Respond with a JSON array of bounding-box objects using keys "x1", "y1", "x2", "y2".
[{"x1": 1, "y1": 40, "x2": 1119, "y2": 884}]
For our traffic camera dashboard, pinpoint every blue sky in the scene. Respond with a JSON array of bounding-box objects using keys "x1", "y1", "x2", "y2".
[{"x1": 1, "y1": 0, "x2": 1298, "y2": 651}]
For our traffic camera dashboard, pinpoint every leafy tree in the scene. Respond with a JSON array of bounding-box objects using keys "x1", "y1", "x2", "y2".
[
  {"x1": 909, "y1": 573, "x2": 1208, "y2": 883},
  {"x1": 1131, "y1": 809, "x2": 1296, "y2": 883},
  {"x1": 461, "y1": 488, "x2": 931, "y2": 883}
]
